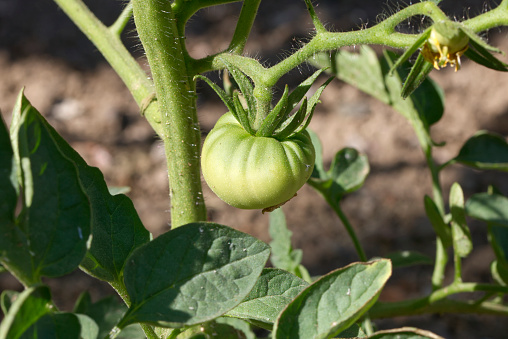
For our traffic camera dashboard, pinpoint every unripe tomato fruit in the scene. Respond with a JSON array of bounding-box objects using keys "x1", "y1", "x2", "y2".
[{"x1": 201, "y1": 112, "x2": 315, "y2": 209}]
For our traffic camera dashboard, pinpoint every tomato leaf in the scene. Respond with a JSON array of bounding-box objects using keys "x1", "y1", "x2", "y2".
[
  {"x1": 19, "y1": 313, "x2": 83, "y2": 339},
  {"x1": 119, "y1": 223, "x2": 270, "y2": 328},
  {"x1": 73, "y1": 292, "x2": 144, "y2": 339},
  {"x1": 308, "y1": 140, "x2": 370, "y2": 204},
  {"x1": 450, "y1": 183, "x2": 473, "y2": 258},
  {"x1": 0, "y1": 112, "x2": 17, "y2": 228},
  {"x1": 226, "y1": 268, "x2": 309, "y2": 328},
  {"x1": 465, "y1": 192, "x2": 508, "y2": 227},
  {"x1": 369, "y1": 327, "x2": 445, "y2": 339},
  {"x1": 273, "y1": 260, "x2": 391, "y2": 339},
  {"x1": 268, "y1": 208, "x2": 303, "y2": 274},
  {"x1": 0, "y1": 285, "x2": 52, "y2": 339},
  {"x1": 337, "y1": 323, "x2": 367, "y2": 338},
  {"x1": 453, "y1": 131, "x2": 508, "y2": 171},
  {"x1": 2, "y1": 90, "x2": 90, "y2": 285}
]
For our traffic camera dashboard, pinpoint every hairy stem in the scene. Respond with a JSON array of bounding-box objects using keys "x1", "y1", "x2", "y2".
[
  {"x1": 228, "y1": 0, "x2": 262, "y2": 54},
  {"x1": 133, "y1": 0, "x2": 207, "y2": 227},
  {"x1": 53, "y1": 0, "x2": 162, "y2": 137}
]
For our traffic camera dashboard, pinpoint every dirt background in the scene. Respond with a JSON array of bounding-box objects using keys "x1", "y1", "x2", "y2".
[{"x1": 1, "y1": 0, "x2": 508, "y2": 337}]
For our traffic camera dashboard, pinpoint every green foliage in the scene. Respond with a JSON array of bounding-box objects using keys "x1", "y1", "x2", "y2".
[{"x1": 2, "y1": 0, "x2": 508, "y2": 338}]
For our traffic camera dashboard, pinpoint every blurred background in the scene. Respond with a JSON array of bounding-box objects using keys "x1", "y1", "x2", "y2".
[{"x1": 1, "y1": 0, "x2": 508, "y2": 337}]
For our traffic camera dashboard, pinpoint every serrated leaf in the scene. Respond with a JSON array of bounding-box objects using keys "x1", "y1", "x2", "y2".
[
  {"x1": 424, "y1": 195, "x2": 452, "y2": 247},
  {"x1": 256, "y1": 85, "x2": 289, "y2": 137},
  {"x1": 269, "y1": 208, "x2": 303, "y2": 274},
  {"x1": 454, "y1": 131, "x2": 508, "y2": 171},
  {"x1": 120, "y1": 223, "x2": 270, "y2": 328},
  {"x1": 273, "y1": 260, "x2": 391, "y2": 339},
  {"x1": 0, "y1": 285, "x2": 51, "y2": 339},
  {"x1": 73, "y1": 292, "x2": 144, "y2": 339},
  {"x1": 450, "y1": 183, "x2": 473, "y2": 258},
  {"x1": 226, "y1": 268, "x2": 309, "y2": 327},
  {"x1": 465, "y1": 192, "x2": 508, "y2": 227},
  {"x1": 2, "y1": 90, "x2": 90, "y2": 285},
  {"x1": 19, "y1": 313, "x2": 82, "y2": 339},
  {"x1": 369, "y1": 327, "x2": 445, "y2": 339},
  {"x1": 383, "y1": 251, "x2": 433, "y2": 268}
]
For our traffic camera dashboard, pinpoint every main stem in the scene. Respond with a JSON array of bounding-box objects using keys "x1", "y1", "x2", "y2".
[{"x1": 133, "y1": 0, "x2": 207, "y2": 227}]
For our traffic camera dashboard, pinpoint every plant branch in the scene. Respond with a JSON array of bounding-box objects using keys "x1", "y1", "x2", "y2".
[
  {"x1": 110, "y1": 1, "x2": 133, "y2": 37},
  {"x1": 53, "y1": 0, "x2": 162, "y2": 137},
  {"x1": 133, "y1": 0, "x2": 207, "y2": 227},
  {"x1": 228, "y1": 0, "x2": 262, "y2": 54},
  {"x1": 370, "y1": 282, "x2": 508, "y2": 319}
]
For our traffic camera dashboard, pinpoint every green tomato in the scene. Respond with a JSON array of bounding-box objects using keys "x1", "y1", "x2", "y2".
[{"x1": 201, "y1": 112, "x2": 315, "y2": 210}]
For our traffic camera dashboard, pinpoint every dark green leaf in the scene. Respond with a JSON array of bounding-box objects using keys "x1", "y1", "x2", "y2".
[
  {"x1": 226, "y1": 268, "x2": 309, "y2": 328},
  {"x1": 490, "y1": 260, "x2": 508, "y2": 286},
  {"x1": 120, "y1": 223, "x2": 270, "y2": 328},
  {"x1": 454, "y1": 131, "x2": 508, "y2": 171},
  {"x1": 369, "y1": 327, "x2": 445, "y2": 339},
  {"x1": 0, "y1": 113, "x2": 17, "y2": 230},
  {"x1": 73, "y1": 291, "x2": 144, "y2": 339},
  {"x1": 0, "y1": 285, "x2": 51, "y2": 339},
  {"x1": 2, "y1": 90, "x2": 90, "y2": 285},
  {"x1": 450, "y1": 183, "x2": 473, "y2": 258},
  {"x1": 75, "y1": 314, "x2": 99, "y2": 339},
  {"x1": 256, "y1": 85, "x2": 289, "y2": 137},
  {"x1": 309, "y1": 147, "x2": 369, "y2": 204},
  {"x1": 383, "y1": 251, "x2": 433, "y2": 268},
  {"x1": 269, "y1": 208, "x2": 303, "y2": 274},
  {"x1": 273, "y1": 260, "x2": 391, "y2": 339},
  {"x1": 465, "y1": 192, "x2": 508, "y2": 227},
  {"x1": 19, "y1": 313, "x2": 82, "y2": 339},
  {"x1": 424, "y1": 195, "x2": 452, "y2": 247},
  {"x1": 337, "y1": 323, "x2": 367, "y2": 338},
  {"x1": 177, "y1": 317, "x2": 255, "y2": 339},
  {"x1": 488, "y1": 223, "x2": 508, "y2": 285}
]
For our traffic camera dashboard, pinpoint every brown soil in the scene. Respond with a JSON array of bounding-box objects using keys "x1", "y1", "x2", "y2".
[{"x1": 1, "y1": 0, "x2": 508, "y2": 337}]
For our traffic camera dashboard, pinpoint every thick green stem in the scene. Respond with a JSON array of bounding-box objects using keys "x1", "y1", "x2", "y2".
[
  {"x1": 53, "y1": 0, "x2": 162, "y2": 137},
  {"x1": 133, "y1": 0, "x2": 207, "y2": 227},
  {"x1": 228, "y1": 0, "x2": 262, "y2": 54}
]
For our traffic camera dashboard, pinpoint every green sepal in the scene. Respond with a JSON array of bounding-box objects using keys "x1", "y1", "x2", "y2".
[
  {"x1": 274, "y1": 98, "x2": 307, "y2": 140},
  {"x1": 221, "y1": 59, "x2": 257, "y2": 123},
  {"x1": 256, "y1": 85, "x2": 289, "y2": 137},
  {"x1": 232, "y1": 91, "x2": 255, "y2": 135},
  {"x1": 389, "y1": 27, "x2": 432, "y2": 75},
  {"x1": 461, "y1": 28, "x2": 508, "y2": 71},
  {"x1": 195, "y1": 75, "x2": 235, "y2": 114},
  {"x1": 401, "y1": 52, "x2": 434, "y2": 99},
  {"x1": 285, "y1": 68, "x2": 326, "y2": 115}
]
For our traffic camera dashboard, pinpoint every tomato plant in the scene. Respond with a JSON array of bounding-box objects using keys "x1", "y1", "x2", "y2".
[{"x1": 2, "y1": 0, "x2": 508, "y2": 338}]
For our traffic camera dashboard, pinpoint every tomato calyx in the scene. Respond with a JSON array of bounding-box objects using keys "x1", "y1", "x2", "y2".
[{"x1": 195, "y1": 62, "x2": 333, "y2": 140}]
